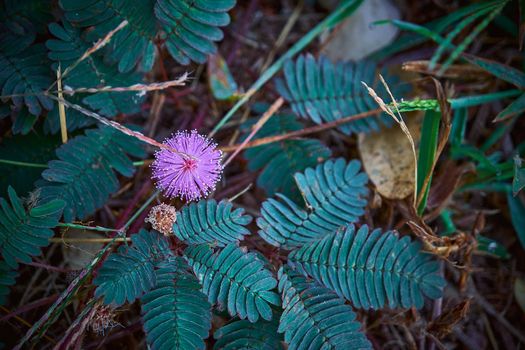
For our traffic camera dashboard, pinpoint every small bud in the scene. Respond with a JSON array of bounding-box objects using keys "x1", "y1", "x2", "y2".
[
  {"x1": 89, "y1": 304, "x2": 119, "y2": 335},
  {"x1": 145, "y1": 203, "x2": 177, "y2": 236}
]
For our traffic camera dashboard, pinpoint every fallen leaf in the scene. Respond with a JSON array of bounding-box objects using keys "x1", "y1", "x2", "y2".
[
  {"x1": 427, "y1": 299, "x2": 471, "y2": 339},
  {"x1": 358, "y1": 112, "x2": 422, "y2": 199},
  {"x1": 208, "y1": 53, "x2": 238, "y2": 101},
  {"x1": 515, "y1": 277, "x2": 525, "y2": 314}
]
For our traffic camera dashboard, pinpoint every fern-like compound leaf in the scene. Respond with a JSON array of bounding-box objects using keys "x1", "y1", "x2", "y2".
[
  {"x1": 275, "y1": 54, "x2": 403, "y2": 135},
  {"x1": 0, "y1": 260, "x2": 18, "y2": 305},
  {"x1": 173, "y1": 199, "x2": 252, "y2": 246},
  {"x1": 0, "y1": 186, "x2": 64, "y2": 268},
  {"x1": 185, "y1": 244, "x2": 281, "y2": 323},
  {"x1": 278, "y1": 266, "x2": 371, "y2": 350},
  {"x1": 59, "y1": 0, "x2": 158, "y2": 72},
  {"x1": 94, "y1": 230, "x2": 171, "y2": 306},
  {"x1": 141, "y1": 257, "x2": 212, "y2": 350},
  {"x1": 213, "y1": 317, "x2": 284, "y2": 350},
  {"x1": 155, "y1": 0, "x2": 236, "y2": 65},
  {"x1": 288, "y1": 225, "x2": 446, "y2": 310},
  {"x1": 242, "y1": 114, "x2": 331, "y2": 202},
  {"x1": 0, "y1": 42, "x2": 53, "y2": 117},
  {"x1": 37, "y1": 125, "x2": 145, "y2": 222},
  {"x1": 257, "y1": 158, "x2": 368, "y2": 249},
  {"x1": 45, "y1": 22, "x2": 145, "y2": 133}
]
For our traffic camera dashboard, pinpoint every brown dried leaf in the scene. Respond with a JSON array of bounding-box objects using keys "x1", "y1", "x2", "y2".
[
  {"x1": 427, "y1": 299, "x2": 471, "y2": 339},
  {"x1": 358, "y1": 112, "x2": 422, "y2": 199}
]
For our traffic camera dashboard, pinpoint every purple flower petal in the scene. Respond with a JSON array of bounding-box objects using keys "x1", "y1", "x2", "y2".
[{"x1": 152, "y1": 130, "x2": 222, "y2": 200}]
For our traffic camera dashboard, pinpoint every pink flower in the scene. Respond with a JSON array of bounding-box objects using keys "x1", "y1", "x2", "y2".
[{"x1": 152, "y1": 131, "x2": 222, "y2": 201}]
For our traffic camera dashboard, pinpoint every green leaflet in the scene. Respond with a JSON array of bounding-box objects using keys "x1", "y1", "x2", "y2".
[
  {"x1": 173, "y1": 199, "x2": 252, "y2": 246},
  {"x1": 275, "y1": 54, "x2": 405, "y2": 135},
  {"x1": 0, "y1": 42, "x2": 53, "y2": 117},
  {"x1": 257, "y1": 158, "x2": 368, "y2": 249},
  {"x1": 513, "y1": 156, "x2": 525, "y2": 195},
  {"x1": 185, "y1": 244, "x2": 281, "y2": 323},
  {"x1": 94, "y1": 230, "x2": 171, "y2": 306},
  {"x1": 156, "y1": 0, "x2": 236, "y2": 65},
  {"x1": 141, "y1": 258, "x2": 212, "y2": 350},
  {"x1": 0, "y1": 186, "x2": 64, "y2": 268},
  {"x1": 278, "y1": 266, "x2": 371, "y2": 350},
  {"x1": 59, "y1": 0, "x2": 158, "y2": 73},
  {"x1": 37, "y1": 125, "x2": 145, "y2": 222},
  {"x1": 288, "y1": 225, "x2": 446, "y2": 310},
  {"x1": 242, "y1": 114, "x2": 332, "y2": 202},
  {"x1": 45, "y1": 22, "x2": 145, "y2": 133},
  {"x1": 213, "y1": 317, "x2": 284, "y2": 350},
  {"x1": 507, "y1": 193, "x2": 525, "y2": 250},
  {"x1": 0, "y1": 260, "x2": 18, "y2": 305}
]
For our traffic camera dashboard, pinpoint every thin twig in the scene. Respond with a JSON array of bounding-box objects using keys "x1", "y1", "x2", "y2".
[
  {"x1": 47, "y1": 20, "x2": 129, "y2": 93},
  {"x1": 45, "y1": 94, "x2": 192, "y2": 158},
  {"x1": 49, "y1": 237, "x2": 131, "y2": 244},
  {"x1": 222, "y1": 97, "x2": 284, "y2": 167},
  {"x1": 220, "y1": 108, "x2": 381, "y2": 152}
]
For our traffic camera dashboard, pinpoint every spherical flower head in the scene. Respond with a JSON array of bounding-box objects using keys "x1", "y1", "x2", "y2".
[{"x1": 152, "y1": 130, "x2": 222, "y2": 201}]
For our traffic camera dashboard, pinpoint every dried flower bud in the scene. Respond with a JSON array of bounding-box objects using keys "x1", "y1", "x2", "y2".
[
  {"x1": 89, "y1": 304, "x2": 119, "y2": 335},
  {"x1": 145, "y1": 203, "x2": 177, "y2": 236}
]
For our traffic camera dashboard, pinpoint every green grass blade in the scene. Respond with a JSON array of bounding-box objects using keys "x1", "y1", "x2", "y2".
[
  {"x1": 210, "y1": 0, "x2": 364, "y2": 135},
  {"x1": 430, "y1": 4, "x2": 499, "y2": 70},
  {"x1": 464, "y1": 55, "x2": 525, "y2": 88},
  {"x1": 494, "y1": 93, "x2": 525, "y2": 122},
  {"x1": 438, "y1": 1, "x2": 508, "y2": 74},
  {"x1": 450, "y1": 107, "x2": 467, "y2": 148},
  {"x1": 417, "y1": 110, "x2": 441, "y2": 215}
]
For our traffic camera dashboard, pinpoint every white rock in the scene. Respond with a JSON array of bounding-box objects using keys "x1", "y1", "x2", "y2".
[{"x1": 320, "y1": 0, "x2": 401, "y2": 61}]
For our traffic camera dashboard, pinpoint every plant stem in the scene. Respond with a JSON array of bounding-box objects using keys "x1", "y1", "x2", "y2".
[
  {"x1": 0, "y1": 159, "x2": 48, "y2": 168},
  {"x1": 57, "y1": 222, "x2": 119, "y2": 233}
]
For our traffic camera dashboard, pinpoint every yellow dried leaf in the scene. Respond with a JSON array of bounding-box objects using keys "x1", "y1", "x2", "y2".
[{"x1": 358, "y1": 113, "x2": 422, "y2": 199}]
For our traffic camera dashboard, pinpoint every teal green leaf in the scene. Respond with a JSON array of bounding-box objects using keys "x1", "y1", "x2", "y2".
[
  {"x1": 507, "y1": 192, "x2": 525, "y2": 250},
  {"x1": 288, "y1": 225, "x2": 446, "y2": 309},
  {"x1": 185, "y1": 244, "x2": 281, "y2": 323},
  {"x1": 513, "y1": 156, "x2": 525, "y2": 196},
  {"x1": 155, "y1": 0, "x2": 236, "y2": 65},
  {"x1": 0, "y1": 42, "x2": 53, "y2": 116},
  {"x1": 257, "y1": 158, "x2": 368, "y2": 249},
  {"x1": 243, "y1": 114, "x2": 331, "y2": 202},
  {"x1": 0, "y1": 260, "x2": 18, "y2": 305},
  {"x1": 275, "y1": 54, "x2": 406, "y2": 135},
  {"x1": 59, "y1": 0, "x2": 157, "y2": 72},
  {"x1": 173, "y1": 199, "x2": 252, "y2": 246},
  {"x1": 213, "y1": 317, "x2": 284, "y2": 350},
  {"x1": 278, "y1": 266, "x2": 371, "y2": 350},
  {"x1": 94, "y1": 230, "x2": 171, "y2": 306},
  {"x1": 141, "y1": 257, "x2": 212, "y2": 350},
  {"x1": 208, "y1": 54, "x2": 238, "y2": 100},
  {"x1": 45, "y1": 21, "x2": 145, "y2": 133},
  {"x1": 37, "y1": 125, "x2": 145, "y2": 222},
  {"x1": 0, "y1": 186, "x2": 64, "y2": 268}
]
